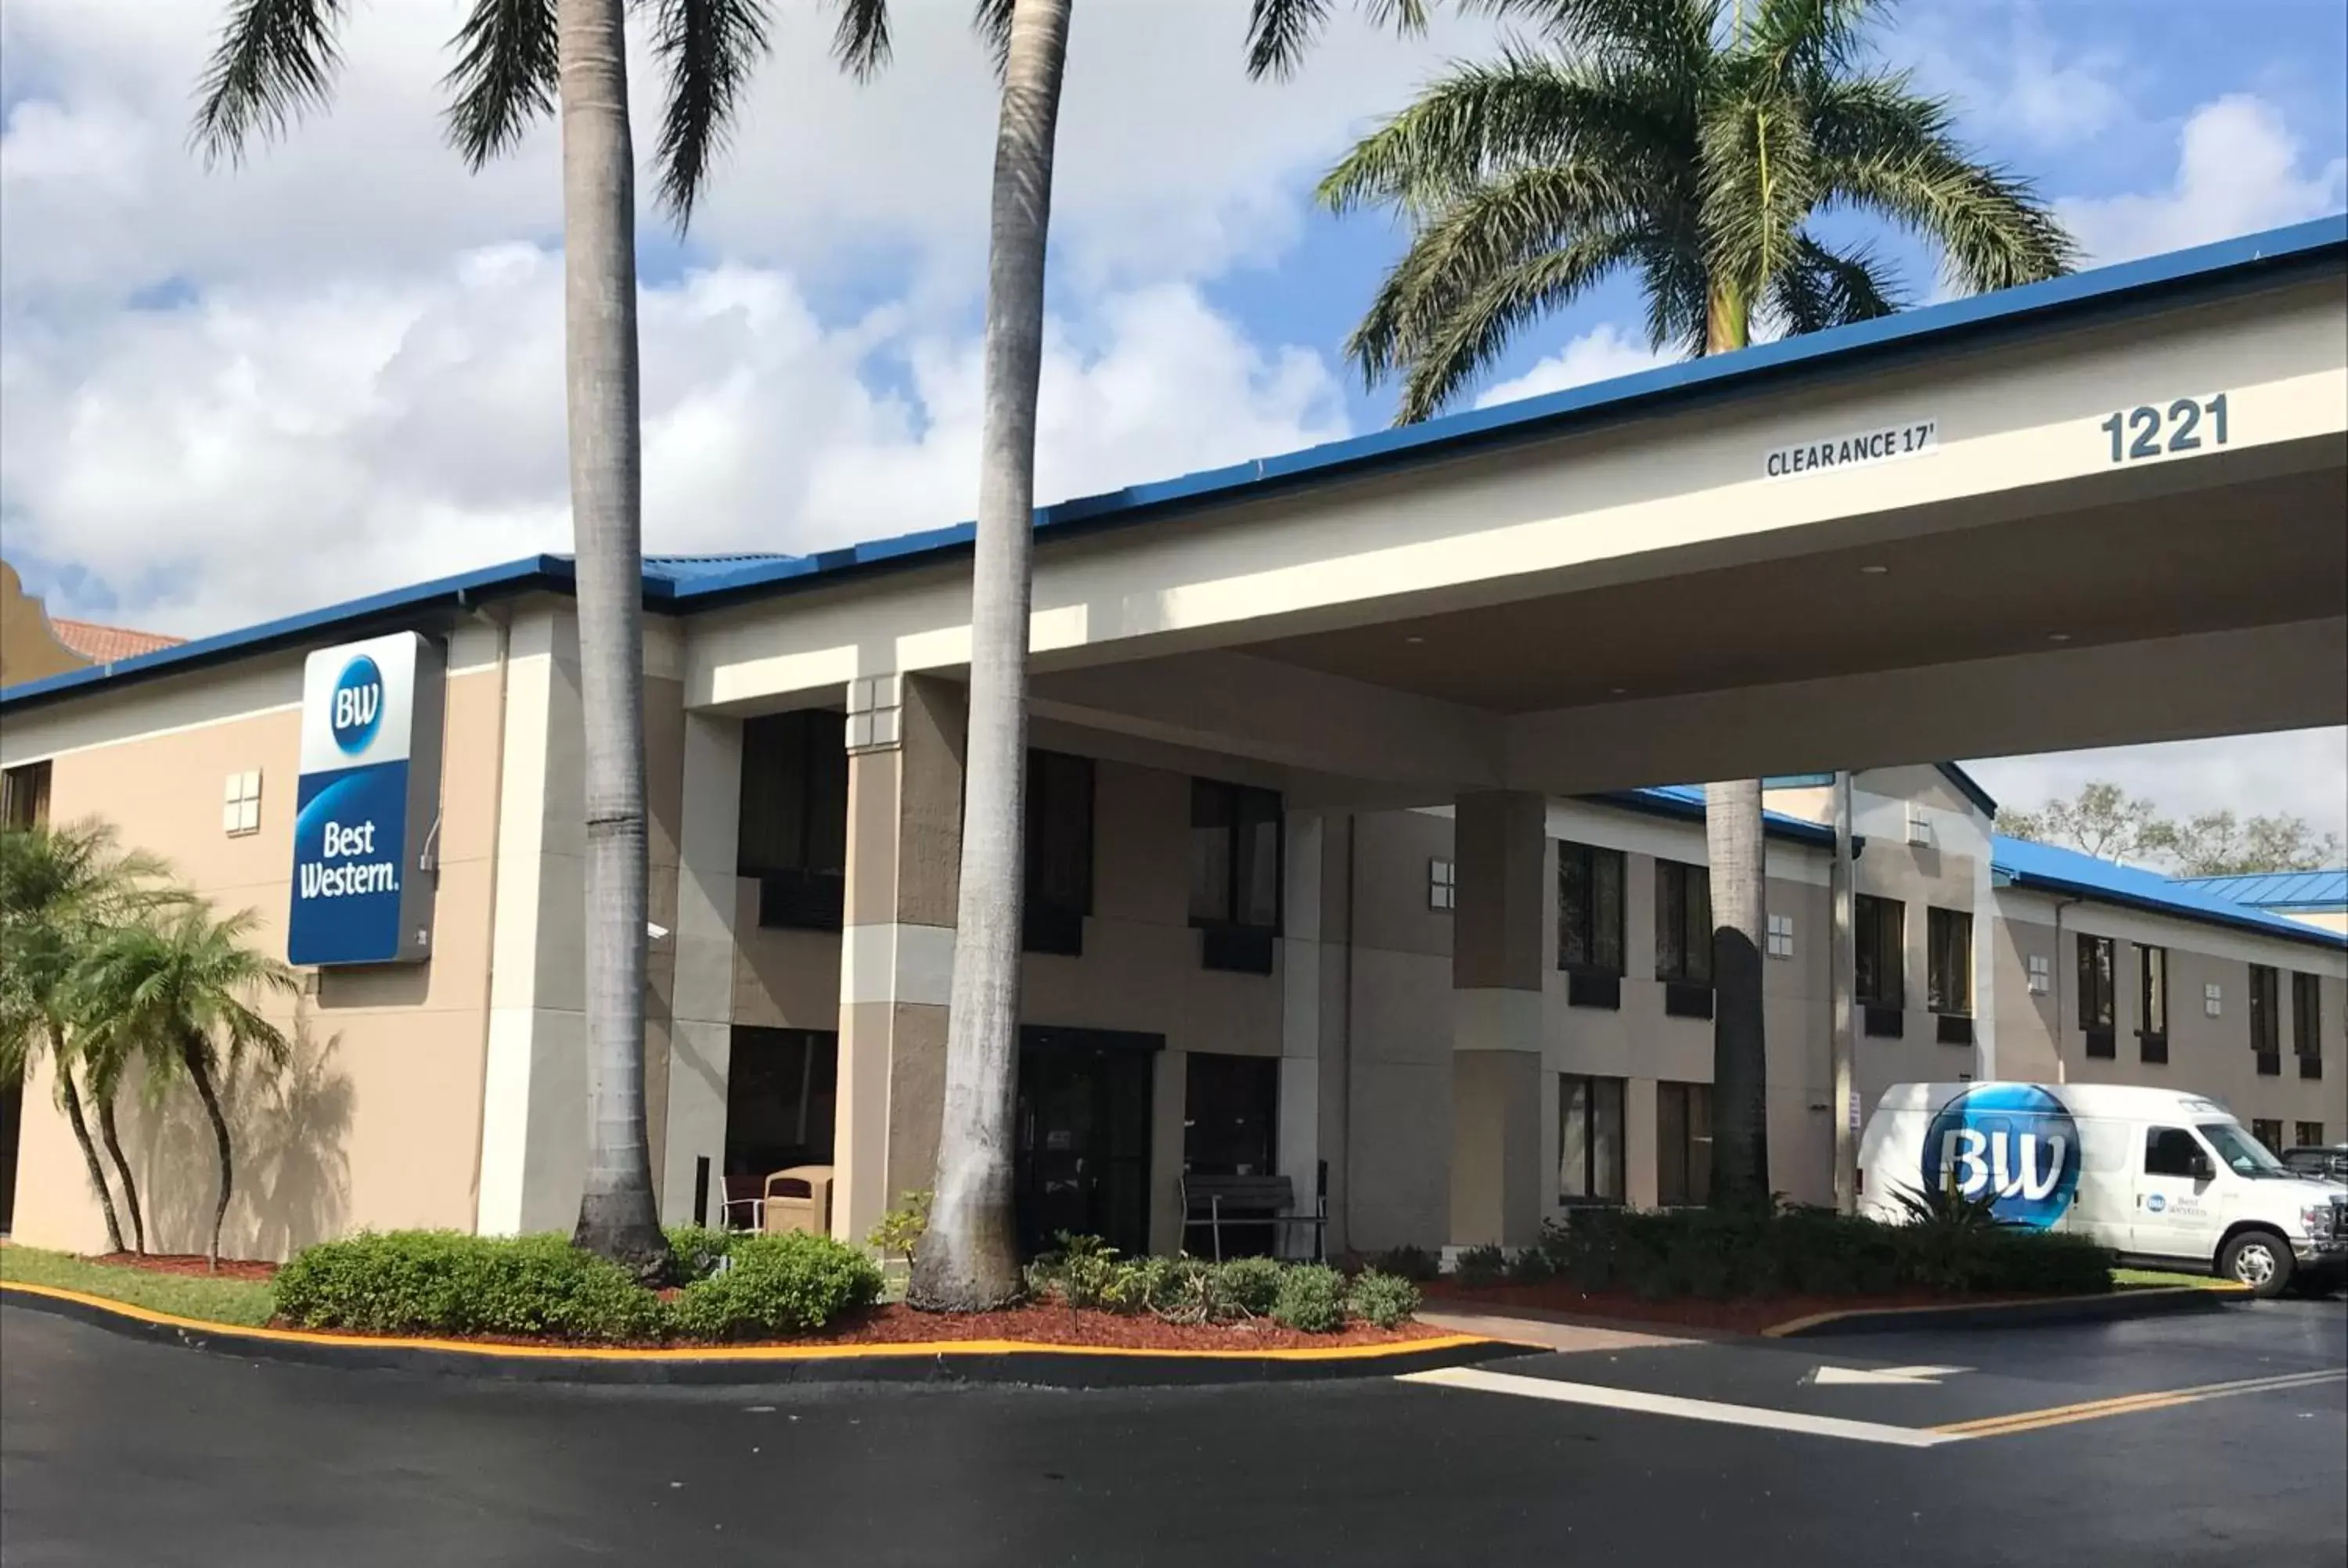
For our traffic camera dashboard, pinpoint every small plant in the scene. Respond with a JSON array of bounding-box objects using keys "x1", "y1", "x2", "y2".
[
  {"x1": 663, "y1": 1224, "x2": 735, "y2": 1284},
  {"x1": 1347, "y1": 1269, "x2": 1420, "y2": 1329},
  {"x1": 1365, "y1": 1244, "x2": 1441, "y2": 1282},
  {"x1": 1452, "y1": 1243, "x2": 1508, "y2": 1288},
  {"x1": 1271, "y1": 1264, "x2": 1350, "y2": 1332},
  {"x1": 1051, "y1": 1234, "x2": 1125, "y2": 1310},
  {"x1": 867, "y1": 1189, "x2": 932, "y2": 1269},
  {"x1": 1503, "y1": 1245, "x2": 1557, "y2": 1284},
  {"x1": 667, "y1": 1231, "x2": 884, "y2": 1340},
  {"x1": 1213, "y1": 1255, "x2": 1285, "y2": 1318}
]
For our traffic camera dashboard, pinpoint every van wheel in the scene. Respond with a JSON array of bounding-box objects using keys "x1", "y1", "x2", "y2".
[{"x1": 2218, "y1": 1230, "x2": 2296, "y2": 1298}]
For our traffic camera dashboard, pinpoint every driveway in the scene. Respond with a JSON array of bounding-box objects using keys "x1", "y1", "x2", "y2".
[{"x1": 3, "y1": 1297, "x2": 2342, "y2": 1566}]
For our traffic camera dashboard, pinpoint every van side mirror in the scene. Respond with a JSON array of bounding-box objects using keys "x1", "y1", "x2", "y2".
[{"x1": 2188, "y1": 1153, "x2": 2215, "y2": 1182}]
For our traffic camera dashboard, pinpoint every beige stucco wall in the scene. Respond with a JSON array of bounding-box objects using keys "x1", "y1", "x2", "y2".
[{"x1": 6, "y1": 639, "x2": 508, "y2": 1258}]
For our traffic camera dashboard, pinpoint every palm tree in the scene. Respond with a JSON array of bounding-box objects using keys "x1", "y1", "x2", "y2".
[
  {"x1": 1321, "y1": 0, "x2": 2073, "y2": 1209},
  {"x1": 846, "y1": 0, "x2": 1434, "y2": 1313},
  {"x1": 194, "y1": 0, "x2": 787, "y2": 1278},
  {"x1": 71, "y1": 905, "x2": 298, "y2": 1271},
  {"x1": 0, "y1": 822, "x2": 177, "y2": 1254}
]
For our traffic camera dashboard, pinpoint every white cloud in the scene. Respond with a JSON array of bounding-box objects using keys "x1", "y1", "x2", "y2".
[
  {"x1": 1471, "y1": 324, "x2": 1671, "y2": 409},
  {"x1": 0, "y1": 250, "x2": 1345, "y2": 634},
  {"x1": 2059, "y1": 95, "x2": 2348, "y2": 264},
  {"x1": 1967, "y1": 729, "x2": 2348, "y2": 851},
  {"x1": 1903, "y1": 5, "x2": 2133, "y2": 149}
]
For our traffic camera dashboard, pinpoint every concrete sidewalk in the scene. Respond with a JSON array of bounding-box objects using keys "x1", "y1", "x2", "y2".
[{"x1": 1417, "y1": 1304, "x2": 1696, "y2": 1354}]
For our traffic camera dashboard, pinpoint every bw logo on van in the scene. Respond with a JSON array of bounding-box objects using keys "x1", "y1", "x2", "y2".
[
  {"x1": 289, "y1": 632, "x2": 445, "y2": 968},
  {"x1": 1922, "y1": 1084, "x2": 2083, "y2": 1229}
]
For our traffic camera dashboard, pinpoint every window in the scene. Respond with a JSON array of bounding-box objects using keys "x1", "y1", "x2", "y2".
[
  {"x1": 2143, "y1": 1126, "x2": 2203, "y2": 1178},
  {"x1": 1428, "y1": 858, "x2": 1456, "y2": 912},
  {"x1": 1558, "y1": 842, "x2": 1626, "y2": 973},
  {"x1": 1024, "y1": 750, "x2": 1093, "y2": 955},
  {"x1": 1926, "y1": 908, "x2": 1972, "y2": 1016},
  {"x1": 722, "y1": 1027, "x2": 838, "y2": 1180},
  {"x1": 2137, "y1": 944, "x2": 2168, "y2": 1063},
  {"x1": 1190, "y1": 779, "x2": 1280, "y2": 973},
  {"x1": 221, "y1": 770, "x2": 263, "y2": 836},
  {"x1": 1653, "y1": 860, "x2": 1711, "y2": 986},
  {"x1": 1905, "y1": 806, "x2": 1936, "y2": 847},
  {"x1": 1558, "y1": 1076, "x2": 1627, "y2": 1203},
  {"x1": 1856, "y1": 896, "x2": 1904, "y2": 1008},
  {"x1": 2298, "y1": 1121, "x2": 2327, "y2": 1148},
  {"x1": 2250, "y1": 1118, "x2": 2285, "y2": 1156},
  {"x1": 2292, "y1": 972, "x2": 2323, "y2": 1079},
  {"x1": 2078, "y1": 934, "x2": 2116, "y2": 1057},
  {"x1": 738, "y1": 710, "x2": 848, "y2": 929},
  {"x1": 1, "y1": 761, "x2": 51, "y2": 830},
  {"x1": 1765, "y1": 913, "x2": 1794, "y2": 960},
  {"x1": 2026, "y1": 953, "x2": 2051, "y2": 995},
  {"x1": 1183, "y1": 1052, "x2": 1279, "y2": 1177},
  {"x1": 2249, "y1": 964, "x2": 2280, "y2": 1074},
  {"x1": 2203, "y1": 981, "x2": 2224, "y2": 1017},
  {"x1": 1656, "y1": 1081, "x2": 1712, "y2": 1207}
]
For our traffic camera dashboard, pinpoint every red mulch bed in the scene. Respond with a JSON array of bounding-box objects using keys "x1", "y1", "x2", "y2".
[
  {"x1": 90, "y1": 1252, "x2": 279, "y2": 1284},
  {"x1": 1423, "y1": 1279, "x2": 2058, "y2": 1336}
]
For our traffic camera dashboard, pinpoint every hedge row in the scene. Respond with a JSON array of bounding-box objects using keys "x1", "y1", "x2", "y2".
[
  {"x1": 272, "y1": 1228, "x2": 881, "y2": 1343},
  {"x1": 1025, "y1": 1239, "x2": 1421, "y2": 1331},
  {"x1": 1449, "y1": 1201, "x2": 2115, "y2": 1300}
]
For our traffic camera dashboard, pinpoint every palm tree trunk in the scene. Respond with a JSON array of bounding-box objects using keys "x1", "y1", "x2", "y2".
[
  {"x1": 56, "y1": 1063, "x2": 127, "y2": 1255},
  {"x1": 556, "y1": 0, "x2": 667, "y2": 1282},
  {"x1": 908, "y1": 0, "x2": 1073, "y2": 1313},
  {"x1": 1705, "y1": 779, "x2": 1770, "y2": 1209},
  {"x1": 180, "y1": 1042, "x2": 234, "y2": 1272},
  {"x1": 96, "y1": 1095, "x2": 146, "y2": 1254}
]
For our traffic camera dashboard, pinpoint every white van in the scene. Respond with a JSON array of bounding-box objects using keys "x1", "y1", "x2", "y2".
[{"x1": 1858, "y1": 1082, "x2": 2347, "y2": 1297}]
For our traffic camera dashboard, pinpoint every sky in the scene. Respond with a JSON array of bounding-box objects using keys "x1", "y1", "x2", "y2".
[{"x1": 2, "y1": 0, "x2": 2343, "y2": 845}]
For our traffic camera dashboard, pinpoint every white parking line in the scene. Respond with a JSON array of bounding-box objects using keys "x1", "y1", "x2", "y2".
[{"x1": 1397, "y1": 1365, "x2": 1961, "y2": 1448}]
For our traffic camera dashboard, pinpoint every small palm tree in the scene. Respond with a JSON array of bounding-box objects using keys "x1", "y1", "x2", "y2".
[
  {"x1": 0, "y1": 823, "x2": 177, "y2": 1254},
  {"x1": 194, "y1": 0, "x2": 794, "y2": 1278},
  {"x1": 1322, "y1": 0, "x2": 2073, "y2": 1209},
  {"x1": 71, "y1": 904, "x2": 298, "y2": 1271}
]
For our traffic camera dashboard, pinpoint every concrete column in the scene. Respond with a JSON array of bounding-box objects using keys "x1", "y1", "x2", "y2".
[
  {"x1": 1280, "y1": 808, "x2": 1323, "y2": 1257},
  {"x1": 1449, "y1": 790, "x2": 1547, "y2": 1247},
  {"x1": 832, "y1": 674, "x2": 963, "y2": 1246},
  {"x1": 657, "y1": 714, "x2": 743, "y2": 1225}
]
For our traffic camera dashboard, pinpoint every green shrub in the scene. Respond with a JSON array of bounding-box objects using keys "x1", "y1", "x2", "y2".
[
  {"x1": 866, "y1": 1190, "x2": 931, "y2": 1269},
  {"x1": 1452, "y1": 1243, "x2": 1508, "y2": 1288},
  {"x1": 1365, "y1": 1244, "x2": 1441, "y2": 1282},
  {"x1": 1050, "y1": 1235, "x2": 1125, "y2": 1310},
  {"x1": 1503, "y1": 1244, "x2": 1557, "y2": 1284},
  {"x1": 1271, "y1": 1264, "x2": 1349, "y2": 1332},
  {"x1": 1214, "y1": 1256, "x2": 1285, "y2": 1318},
  {"x1": 1347, "y1": 1269, "x2": 1421, "y2": 1329},
  {"x1": 663, "y1": 1225, "x2": 736, "y2": 1285},
  {"x1": 667, "y1": 1231, "x2": 884, "y2": 1340},
  {"x1": 274, "y1": 1232, "x2": 664, "y2": 1342}
]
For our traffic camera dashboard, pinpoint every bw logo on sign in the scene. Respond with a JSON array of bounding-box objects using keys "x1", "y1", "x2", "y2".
[{"x1": 330, "y1": 656, "x2": 384, "y2": 755}]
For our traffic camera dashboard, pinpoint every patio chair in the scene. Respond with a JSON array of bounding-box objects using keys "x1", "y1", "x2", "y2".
[{"x1": 711, "y1": 1169, "x2": 765, "y2": 1232}]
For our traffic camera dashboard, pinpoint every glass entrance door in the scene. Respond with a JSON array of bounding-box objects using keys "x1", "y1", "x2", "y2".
[{"x1": 1015, "y1": 1027, "x2": 1158, "y2": 1257}]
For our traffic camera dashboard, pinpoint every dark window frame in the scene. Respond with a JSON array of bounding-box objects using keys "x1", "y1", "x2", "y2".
[
  {"x1": 2136, "y1": 944, "x2": 2169, "y2": 1060},
  {"x1": 1653, "y1": 859, "x2": 1712, "y2": 988},
  {"x1": 1557, "y1": 841, "x2": 1627, "y2": 977},
  {"x1": 1655, "y1": 1080, "x2": 1713, "y2": 1208},
  {"x1": 1, "y1": 761, "x2": 52, "y2": 831},
  {"x1": 1926, "y1": 906, "x2": 1972, "y2": 1017},
  {"x1": 1023, "y1": 749, "x2": 1095, "y2": 955},
  {"x1": 737, "y1": 710, "x2": 849, "y2": 930},
  {"x1": 1558, "y1": 1074, "x2": 1627, "y2": 1204},
  {"x1": 2250, "y1": 964, "x2": 2281, "y2": 1074},
  {"x1": 2292, "y1": 971, "x2": 2322, "y2": 1060},
  {"x1": 1190, "y1": 779, "x2": 1283, "y2": 973},
  {"x1": 2077, "y1": 933, "x2": 2117, "y2": 1031},
  {"x1": 2250, "y1": 1118, "x2": 2285, "y2": 1156},
  {"x1": 2296, "y1": 1120, "x2": 2327, "y2": 1148},
  {"x1": 1856, "y1": 894, "x2": 1905, "y2": 1009}
]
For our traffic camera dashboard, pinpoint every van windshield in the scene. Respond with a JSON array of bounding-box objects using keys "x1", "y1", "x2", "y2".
[{"x1": 2198, "y1": 1122, "x2": 2289, "y2": 1178}]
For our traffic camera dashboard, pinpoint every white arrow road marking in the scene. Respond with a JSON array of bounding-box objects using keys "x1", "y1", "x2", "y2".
[
  {"x1": 1806, "y1": 1364, "x2": 1972, "y2": 1387},
  {"x1": 1398, "y1": 1366, "x2": 1961, "y2": 1448}
]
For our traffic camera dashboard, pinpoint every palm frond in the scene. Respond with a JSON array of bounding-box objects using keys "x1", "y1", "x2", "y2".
[
  {"x1": 971, "y1": 0, "x2": 1016, "y2": 73},
  {"x1": 1766, "y1": 230, "x2": 1902, "y2": 336},
  {"x1": 1632, "y1": 230, "x2": 1710, "y2": 354},
  {"x1": 1319, "y1": 49, "x2": 1678, "y2": 218},
  {"x1": 1695, "y1": 75, "x2": 1817, "y2": 303},
  {"x1": 1741, "y1": 0, "x2": 1873, "y2": 83},
  {"x1": 1468, "y1": 0, "x2": 1723, "y2": 74},
  {"x1": 1391, "y1": 227, "x2": 1645, "y2": 420},
  {"x1": 192, "y1": 0, "x2": 353, "y2": 166},
  {"x1": 831, "y1": 0, "x2": 894, "y2": 80},
  {"x1": 647, "y1": 0, "x2": 776, "y2": 227},
  {"x1": 1242, "y1": 0, "x2": 1430, "y2": 81},
  {"x1": 441, "y1": 0, "x2": 557, "y2": 171}
]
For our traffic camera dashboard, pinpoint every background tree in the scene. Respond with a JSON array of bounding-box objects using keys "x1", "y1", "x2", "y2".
[
  {"x1": 2001, "y1": 782, "x2": 2345, "y2": 876},
  {"x1": 195, "y1": 0, "x2": 790, "y2": 1278},
  {"x1": 1996, "y1": 782, "x2": 2171, "y2": 865},
  {"x1": 72, "y1": 904, "x2": 297, "y2": 1271},
  {"x1": 0, "y1": 823, "x2": 175, "y2": 1255},
  {"x1": 1320, "y1": 0, "x2": 2073, "y2": 1209},
  {"x1": 870, "y1": 0, "x2": 1435, "y2": 1313},
  {"x1": 2163, "y1": 811, "x2": 2344, "y2": 878}
]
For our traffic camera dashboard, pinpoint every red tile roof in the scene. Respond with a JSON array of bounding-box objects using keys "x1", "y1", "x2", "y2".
[{"x1": 50, "y1": 617, "x2": 183, "y2": 664}]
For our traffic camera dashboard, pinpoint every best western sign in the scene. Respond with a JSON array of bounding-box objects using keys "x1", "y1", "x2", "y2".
[{"x1": 288, "y1": 632, "x2": 445, "y2": 966}]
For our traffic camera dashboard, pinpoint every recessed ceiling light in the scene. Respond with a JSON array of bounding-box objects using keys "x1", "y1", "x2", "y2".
[
  {"x1": 1404, "y1": 635, "x2": 1425, "y2": 646},
  {"x1": 1858, "y1": 564, "x2": 1890, "y2": 576},
  {"x1": 2047, "y1": 632, "x2": 2073, "y2": 643},
  {"x1": 1608, "y1": 686, "x2": 1629, "y2": 696}
]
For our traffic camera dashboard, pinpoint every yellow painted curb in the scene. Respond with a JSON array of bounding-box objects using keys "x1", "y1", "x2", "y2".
[
  {"x1": 1759, "y1": 1283, "x2": 2249, "y2": 1339},
  {"x1": 0, "y1": 1279, "x2": 1489, "y2": 1365}
]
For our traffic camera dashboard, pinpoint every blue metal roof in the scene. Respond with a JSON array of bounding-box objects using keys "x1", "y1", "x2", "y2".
[
  {"x1": 2172, "y1": 869, "x2": 2348, "y2": 912},
  {"x1": 1992, "y1": 836, "x2": 2347, "y2": 951},
  {"x1": 5, "y1": 214, "x2": 2342, "y2": 716},
  {"x1": 1609, "y1": 785, "x2": 1836, "y2": 847}
]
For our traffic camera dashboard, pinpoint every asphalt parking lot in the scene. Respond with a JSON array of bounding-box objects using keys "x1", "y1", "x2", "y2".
[{"x1": 4, "y1": 1296, "x2": 2343, "y2": 1567}]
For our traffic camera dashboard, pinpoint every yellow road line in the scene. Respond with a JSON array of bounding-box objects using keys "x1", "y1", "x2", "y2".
[
  {"x1": 0, "y1": 1280, "x2": 1487, "y2": 1365},
  {"x1": 1936, "y1": 1368, "x2": 2346, "y2": 1438}
]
